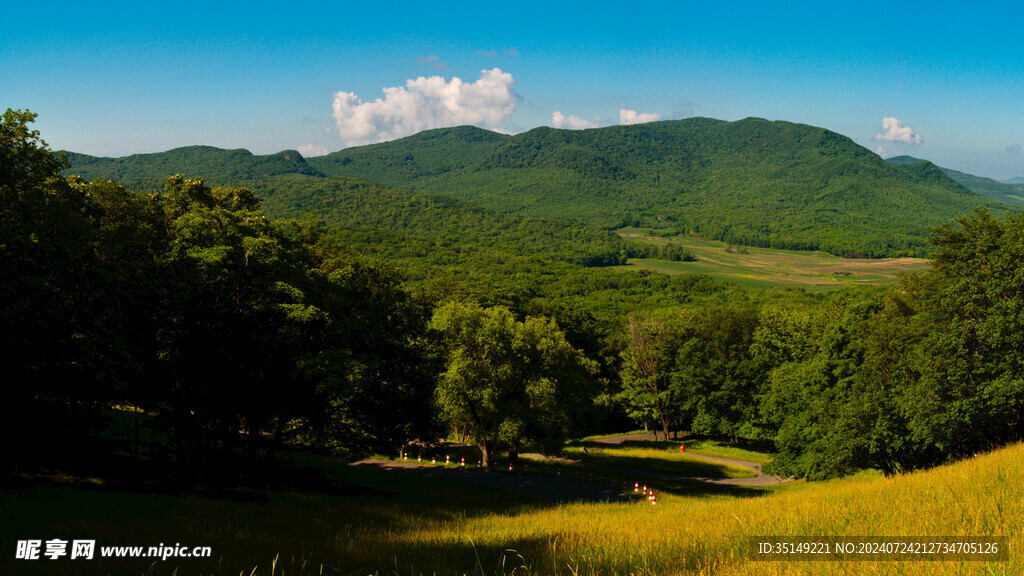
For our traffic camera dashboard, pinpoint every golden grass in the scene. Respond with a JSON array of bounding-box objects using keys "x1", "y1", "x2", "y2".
[
  {"x1": 4, "y1": 443, "x2": 1018, "y2": 575},
  {"x1": 361, "y1": 443, "x2": 1022, "y2": 575}
]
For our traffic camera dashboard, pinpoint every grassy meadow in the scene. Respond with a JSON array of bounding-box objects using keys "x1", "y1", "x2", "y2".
[
  {"x1": 555, "y1": 446, "x2": 758, "y2": 479},
  {"x1": 3, "y1": 439, "x2": 1018, "y2": 575},
  {"x1": 615, "y1": 229, "x2": 931, "y2": 290}
]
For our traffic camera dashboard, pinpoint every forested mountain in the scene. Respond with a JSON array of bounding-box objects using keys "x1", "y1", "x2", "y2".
[
  {"x1": 67, "y1": 118, "x2": 1011, "y2": 257},
  {"x1": 887, "y1": 155, "x2": 1024, "y2": 206},
  {"x1": 307, "y1": 125, "x2": 509, "y2": 185},
  {"x1": 246, "y1": 175, "x2": 638, "y2": 267},
  {"x1": 307, "y1": 117, "x2": 1005, "y2": 256},
  {"x1": 67, "y1": 145, "x2": 324, "y2": 187}
]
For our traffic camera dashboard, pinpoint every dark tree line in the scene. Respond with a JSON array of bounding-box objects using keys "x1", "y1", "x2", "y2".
[{"x1": 2, "y1": 110, "x2": 436, "y2": 481}]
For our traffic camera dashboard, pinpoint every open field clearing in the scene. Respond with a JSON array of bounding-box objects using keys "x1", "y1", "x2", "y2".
[
  {"x1": 558, "y1": 445, "x2": 757, "y2": 479},
  {"x1": 583, "y1": 433, "x2": 776, "y2": 465},
  {"x1": 615, "y1": 230, "x2": 931, "y2": 290},
  {"x1": 4, "y1": 441, "x2": 1019, "y2": 575}
]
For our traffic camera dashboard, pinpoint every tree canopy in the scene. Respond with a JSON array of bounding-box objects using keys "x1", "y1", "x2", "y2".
[{"x1": 430, "y1": 302, "x2": 598, "y2": 467}]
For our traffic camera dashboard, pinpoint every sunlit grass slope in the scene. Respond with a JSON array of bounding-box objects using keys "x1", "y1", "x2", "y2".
[
  {"x1": 364, "y1": 443, "x2": 1020, "y2": 575},
  {"x1": 2, "y1": 443, "x2": 1019, "y2": 575}
]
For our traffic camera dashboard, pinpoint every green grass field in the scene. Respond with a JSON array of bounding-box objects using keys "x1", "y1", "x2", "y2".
[
  {"x1": 591, "y1": 437, "x2": 775, "y2": 465},
  {"x1": 616, "y1": 231, "x2": 931, "y2": 290},
  {"x1": 561, "y1": 445, "x2": 757, "y2": 478},
  {"x1": 5, "y1": 436, "x2": 1019, "y2": 575}
]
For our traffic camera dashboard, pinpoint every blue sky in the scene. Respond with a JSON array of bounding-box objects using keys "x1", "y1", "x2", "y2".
[{"x1": 4, "y1": 0, "x2": 1023, "y2": 179}]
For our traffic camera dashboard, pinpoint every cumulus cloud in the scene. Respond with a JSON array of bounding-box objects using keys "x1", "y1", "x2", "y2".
[
  {"x1": 552, "y1": 111, "x2": 603, "y2": 130},
  {"x1": 1006, "y1": 144, "x2": 1022, "y2": 155},
  {"x1": 619, "y1": 109, "x2": 662, "y2": 125},
  {"x1": 332, "y1": 68, "x2": 520, "y2": 146},
  {"x1": 874, "y1": 117, "x2": 923, "y2": 144},
  {"x1": 297, "y1": 143, "x2": 328, "y2": 157}
]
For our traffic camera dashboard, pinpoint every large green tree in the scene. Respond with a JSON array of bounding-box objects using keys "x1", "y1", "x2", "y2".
[
  {"x1": 618, "y1": 314, "x2": 676, "y2": 437},
  {"x1": 431, "y1": 302, "x2": 598, "y2": 467}
]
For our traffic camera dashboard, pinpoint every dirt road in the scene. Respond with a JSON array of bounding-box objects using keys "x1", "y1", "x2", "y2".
[
  {"x1": 349, "y1": 432, "x2": 792, "y2": 503},
  {"x1": 580, "y1": 433, "x2": 791, "y2": 486}
]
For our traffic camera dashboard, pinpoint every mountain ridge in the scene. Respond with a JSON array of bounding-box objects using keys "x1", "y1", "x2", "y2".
[
  {"x1": 307, "y1": 117, "x2": 1003, "y2": 256},
  {"x1": 886, "y1": 155, "x2": 1024, "y2": 205},
  {"x1": 66, "y1": 117, "x2": 1011, "y2": 257}
]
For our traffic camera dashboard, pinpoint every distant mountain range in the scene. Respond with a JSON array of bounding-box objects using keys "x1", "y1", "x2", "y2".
[
  {"x1": 65, "y1": 117, "x2": 1014, "y2": 257},
  {"x1": 886, "y1": 156, "x2": 1024, "y2": 206}
]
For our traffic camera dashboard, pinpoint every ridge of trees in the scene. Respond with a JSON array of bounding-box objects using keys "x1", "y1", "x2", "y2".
[
  {"x1": 66, "y1": 119, "x2": 1014, "y2": 259},
  {"x1": 307, "y1": 118, "x2": 1007, "y2": 257},
  {"x1": 887, "y1": 155, "x2": 1024, "y2": 206}
]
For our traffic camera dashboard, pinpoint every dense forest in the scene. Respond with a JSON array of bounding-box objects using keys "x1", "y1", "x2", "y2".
[{"x1": 6, "y1": 108, "x2": 1023, "y2": 486}]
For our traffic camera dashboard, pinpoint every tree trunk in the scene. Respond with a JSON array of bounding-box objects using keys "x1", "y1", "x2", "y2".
[
  {"x1": 133, "y1": 405, "x2": 140, "y2": 462},
  {"x1": 479, "y1": 439, "x2": 493, "y2": 468},
  {"x1": 508, "y1": 442, "x2": 519, "y2": 466}
]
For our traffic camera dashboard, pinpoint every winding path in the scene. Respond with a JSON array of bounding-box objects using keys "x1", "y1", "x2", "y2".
[
  {"x1": 349, "y1": 434, "x2": 791, "y2": 503},
  {"x1": 580, "y1": 433, "x2": 791, "y2": 486}
]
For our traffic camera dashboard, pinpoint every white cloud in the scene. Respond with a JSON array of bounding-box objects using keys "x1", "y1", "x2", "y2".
[
  {"x1": 874, "y1": 117, "x2": 923, "y2": 144},
  {"x1": 619, "y1": 109, "x2": 662, "y2": 125},
  {"x1": 331, "y1": 68, "x2": 520, "y2": 146},
  {"x1": 552, "y1": 111, "x2": 603, "y2": 130},
  {"x1": 297, "y1": 143, "x2": 328, "y2": 157}
]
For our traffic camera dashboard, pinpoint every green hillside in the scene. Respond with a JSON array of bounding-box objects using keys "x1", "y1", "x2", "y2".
[
  {"x1": 245, "y1": 174, "x2": 635, "y2": 267},
  {"x1": 888, "y1": 155, "x2": 1024, "y2": 205},
  {"x1": 66, "y1": 145, "x2": 324, "y2": 187},
  {"x1": 306, "y1": 125, "x2": 509, "y2": 187},
  {"x1": 309, "y1": 118, "x2": 1005, "y2": 256},
  {"x1": 66, "y1": 118, "x2": 1011, "y2": 257}
]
